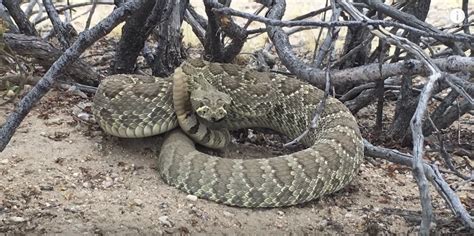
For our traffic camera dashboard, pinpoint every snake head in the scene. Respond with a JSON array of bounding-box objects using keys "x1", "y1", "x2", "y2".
[{"x1": 190, "y1": 89, "x2": 232, "y2": 122}]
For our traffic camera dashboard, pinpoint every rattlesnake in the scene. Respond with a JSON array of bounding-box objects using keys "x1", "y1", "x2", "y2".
[{"x1": 93, "y1": 59, "x2": 364, "y2": 207}]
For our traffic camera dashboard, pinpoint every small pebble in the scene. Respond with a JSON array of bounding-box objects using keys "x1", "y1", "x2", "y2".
[
  {"x1": 277, "y1": 210, "x2": 284, "y2": 216},
  {"x1": 102, "y1": 177, "x2": 114, "y2": 188},
  {"x1": 64, "y1": 205, "x2": 81, "y2": 213},
  {"x1": 186, "y1": 195, "x2": 198, "y2": 202},
  {"x1": 0, "y1": 159, "x2": 9, "y2": 164},
  {"x1": 5, "y1": 90, "x2": 15, "y2": 98},
  {"x1": 39, "y1": 184, "x2": 54, "y2": 191},
  {"x1": 158, "y1": 216, "x2": 173, "y2": 227},
  {"x1": 319, "y1": 219, "x2": 328, "y2": 226},
  {"x1": 9, "y1": 216, "x2": 27, "y2": 223},
  {"x1": 133, "y1": 199, "x2": 144, "y2": 207},
  {"x1": 223, "y1": 211, "x2": 234, "y2": 217},
  {"x1": 77, "y1": 112, "x2": 91, "y2": 122},
  {"x1": 159, "y1": 202, "x2": 169, "y2": 209}
]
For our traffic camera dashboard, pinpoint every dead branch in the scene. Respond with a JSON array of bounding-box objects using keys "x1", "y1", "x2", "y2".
[
  {"x1": 238, "y1": 0, "x2": 474, "y2": 93},
  {"x1": 42, "y1": 0, "x2": 77, "y2": 49},
  {"x1": 111, "y1": 0, "x2": 158, "y2": 74},
  {"x1": 0, "y1": 0, "x2": 147, "y2": 152},
  {"x1": 362, "y1": 0, "x2": 465, "y2": 55},
  {"x1": 340, "y1": 1, "x2": 441, "y2": 233},
  {"x1": 203, "y1": 0, "x2": 247, "y2": 62},
  {"x1": 213, "y1": 6, "x2": 474, "y2": 43},
  {"x1": 443, "y1": 74, "x2": 474, "y2": 105},
  {"x1": 32, "y1": 2, "x2": 115, "y2": 25},
  {"x1": 2, "y1": 0, "x2": 38, "y2": 35},
  {"x1": 364, "y1": 140, "x2": 474, "y2": 230},
  {"x1": 84, "y1": 0, "x2": 98, "y2": 30},
  {"x1": 312, "y1": 5, "x2": 341, "y2": 68},
  {"x1": 152, "y1": 0, "x2": 188, "y2": 76},
  {"x1": 184, "y1": 9, "x2": 206, "y2": 45},
  {"x1": 3, "y1": 33, "x2": 101, "y2": 86}
]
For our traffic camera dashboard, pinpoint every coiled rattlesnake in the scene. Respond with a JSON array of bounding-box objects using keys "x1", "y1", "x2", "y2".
[{"x1": 93, "y1": 59, "x2": 364, "y2": 207}]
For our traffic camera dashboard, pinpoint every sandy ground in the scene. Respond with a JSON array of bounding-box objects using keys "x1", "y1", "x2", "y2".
[{"x1": 1, "y1": 90, "x2": 471, "y2": 234}]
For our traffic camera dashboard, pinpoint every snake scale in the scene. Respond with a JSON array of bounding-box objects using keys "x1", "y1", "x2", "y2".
[{"x1": 93, "y1": 59, "x2": 364, "y2": 207}]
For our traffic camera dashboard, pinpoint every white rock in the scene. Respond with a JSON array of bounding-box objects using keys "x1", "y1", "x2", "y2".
[
  {"x1": 133, "y1": 199, "x2": 143, "y2": 207},
  {"x1": 9, "y1": 216, "x2": 27, "y2": 223},
  {"x1": 223, "y1": 211, "x2": 234, "y2": 217},
  {"x1": 186, "y1": 194, "x2": 198, "y2": 201},
  {"x1": 158, "y1": 216, "x2": 172, "y2": 227},
  {"x1": 102, "y1": 177, "x2": 114, "y2": 188}
]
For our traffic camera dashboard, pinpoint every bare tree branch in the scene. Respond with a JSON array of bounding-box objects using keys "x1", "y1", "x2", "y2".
[
  {"x1": 42, "y1": 0, "x2": 78, "y2": 49},
  {"x1": 0, "y1": 0, "x2": 147, "y2": 152},
  {"x1": 84, "y1": 0, "x2": 98, "y2": 30},
  {"x1": 152, "y1": 0, "x2": 188, "y2": 76},
  {"x1": 339, "y1": 1, "x2": 445, "y2": 233},
  {"x1": 184, "y1": 9, "x2": 206, "y2": 45},
  {"x1": 2, "y1": 0, "x2": 38, "y2": 35},
  {"x1": 111, "y1": 0, "x2": 157, "y2": 74},
  {"x1": 364, "y1": 140, "x2": 474, "y2": 230},
  {"x1": 213, "y1": 6, "x2": 474, "y2": 43},
  {"x1": 3, "y1": 33, "x2": 101, "y2": 86},
  {"x1": 362, "y1": 0, "x2": 465, "y2": 55}
]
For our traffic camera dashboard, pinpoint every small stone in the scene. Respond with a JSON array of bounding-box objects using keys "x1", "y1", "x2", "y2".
[
  {"x1": 44, "y1": 118, "x2": 63, "y2": 126},
  {"x1": 39, "y1": 184, "x2": 54, "y2": 191},
  {"x1": 72, "y1": 172, "x2": 80, "y2": 177},
  {"x1": 223, "y1": 211, "x2": 234, "y2": 217},
  {"x1": 159, "y1": 202, "x2": 169, "y2": 209},
  {"x1": 82, "y1": 182, "x2": 91, "y2": 188},
  {"x1": 277, "y1": 211, "x2": 284, "y2": 216},
  {"x1": 102, "y1": 177, "x2": 113, "y2": 188},
  {"x1": 319, "y1": 219, "x2": 328, "y2": 227},
  {"x1": 5, "y1": 90, "x2": 15, "y2": 98},
  {"x1": 158, "y1": 216, "x2": 173, "y2": 227},
  {"x1": 9, "y1": 216, "x2": 27, "y2": 223},
  {"x1": 133, "y1": 199, "x2": 144, "y2": 207},
  {"x1": 77, "y1": 112, "x2": 91, "y2": 121},
  {"x1": 186, "y1": 195, "x2": 198, "y2": 202},
  {"x1": 0, "y1": 159, "x2": 9, "y2": 164},
  {"x1": 64, "y1": 205, "x2": 81, "y2": 213}
]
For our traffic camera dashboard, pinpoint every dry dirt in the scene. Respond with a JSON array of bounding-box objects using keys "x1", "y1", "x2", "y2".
[{"x1": 0, "y1": 88, "x2": 472, "y2": 234}]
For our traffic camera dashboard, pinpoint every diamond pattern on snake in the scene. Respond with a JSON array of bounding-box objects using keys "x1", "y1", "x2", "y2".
[{"x1": 93, "y1": 59, "x2": 364, "y2": 207}]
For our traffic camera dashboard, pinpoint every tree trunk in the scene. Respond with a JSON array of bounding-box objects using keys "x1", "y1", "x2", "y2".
[
  {"x1": 111, "y1": 0, "x2": 158, "y2": 74},
  {"x1": 387, "y1": 0, "x2": 432, "y2": 145},
  {"x1": 152, "y1": 0, "x2": 188, "y2": 77},
  {"x1": 339, "y1": 0, "x2": 373, "y2": 69}
]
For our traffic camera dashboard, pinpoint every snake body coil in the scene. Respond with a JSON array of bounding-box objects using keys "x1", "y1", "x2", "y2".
[{"x1": 93, "y1": 59, "x2": 364, "y2": 207}]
